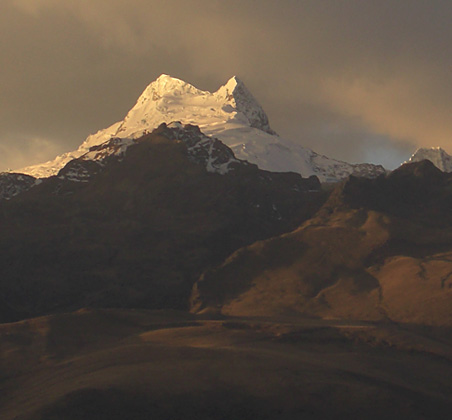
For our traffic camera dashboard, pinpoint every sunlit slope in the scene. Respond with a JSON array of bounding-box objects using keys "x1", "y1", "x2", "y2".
[{"x1": 192, "y1": 160, "x2": 452, "y2": 326}]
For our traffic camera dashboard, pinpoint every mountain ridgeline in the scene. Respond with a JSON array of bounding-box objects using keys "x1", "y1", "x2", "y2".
[
  {"x1": 192, "y1": 160, "x2": 452, "y2": 326},
  {"x1": 0, "y1": 124, "x2": 323, "y2": 322},
  {"x1": 17, "y1": 74, "x2": 386, "y2": 182}
]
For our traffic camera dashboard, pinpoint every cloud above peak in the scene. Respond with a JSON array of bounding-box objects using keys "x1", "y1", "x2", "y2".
[{"x1": 1, "y1": 0, "x2": 451, "y2": 171}]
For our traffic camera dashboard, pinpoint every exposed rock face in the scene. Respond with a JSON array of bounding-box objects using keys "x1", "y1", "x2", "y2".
[
  {"x1": 0, "y1": 172, "x2": 37, "y2": 200},
  {"x1": 155, "y1": 122, "x2": 248, "y2": 175}
]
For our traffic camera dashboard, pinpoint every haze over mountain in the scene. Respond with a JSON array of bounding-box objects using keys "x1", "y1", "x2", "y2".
[{"x1": 2, "y1": 1, "x2": 452, "y2": 173}]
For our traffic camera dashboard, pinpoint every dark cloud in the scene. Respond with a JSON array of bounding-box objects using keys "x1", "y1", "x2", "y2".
[{"x1": 1, "y1": 0, "x2": 451, "y2": 171}]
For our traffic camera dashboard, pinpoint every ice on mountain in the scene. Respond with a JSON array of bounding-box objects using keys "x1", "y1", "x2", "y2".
[{"x1": 16, "y1": 74, "x2": 386, "y2": 182}]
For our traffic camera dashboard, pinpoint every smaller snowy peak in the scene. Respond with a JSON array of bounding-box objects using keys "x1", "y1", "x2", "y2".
[{"x1": 407, "y1": 147, "x2": 452, "y2": 172}]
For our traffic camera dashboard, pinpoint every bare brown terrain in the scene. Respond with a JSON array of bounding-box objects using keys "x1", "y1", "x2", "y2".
[
  {"x1": 192, "y1": 161, "x2": 452, "y2": 326},
  {"x1": 2, "y1": 144, "x2": 452, "y2": 419},
  {"x1": 0, "y1": 127, "x2": 324, "y2": 323},
  {"x1": 2, "y1": 309, "x2": 452, "y2": 419}
]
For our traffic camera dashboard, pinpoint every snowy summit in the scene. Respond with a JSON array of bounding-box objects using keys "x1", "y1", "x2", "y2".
[{"x1": 18, "y1": 74, "x2": 385, "y2": 181}]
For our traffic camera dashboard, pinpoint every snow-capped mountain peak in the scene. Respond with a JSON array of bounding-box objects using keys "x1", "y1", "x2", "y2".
[
  {"x1": 18, "y1": 74, "x2": 276, "y2": 178},
  {"x1": 114, "y1": 73, "x2": 273, "y2": 138},
  {"x1": 133, "y1": 74, "x2": 207, "y2": 106},
  {"x1": 17, "y1": 74, "x2": 386, "y2": 182},
  {"x1": 407, "y1": 147, "x2": 452, "y2": 172}
]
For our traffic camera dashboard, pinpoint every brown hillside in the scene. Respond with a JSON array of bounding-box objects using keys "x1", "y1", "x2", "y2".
[
  {"x1": 192, "y1": 161, "x2": 452, "y2": 326},
  {"x1": 0, "y1": 128, "x2": 324, "y2": 322}
]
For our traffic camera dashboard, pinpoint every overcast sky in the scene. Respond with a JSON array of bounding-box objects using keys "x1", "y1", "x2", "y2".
[{"x1": 1, "y1": 0, "x2": 451, "y2": 172}]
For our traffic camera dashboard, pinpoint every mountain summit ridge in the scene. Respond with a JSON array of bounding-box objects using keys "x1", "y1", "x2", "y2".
[{"x1": 17, "y1": 74, "x2": 385, "y2": 181}]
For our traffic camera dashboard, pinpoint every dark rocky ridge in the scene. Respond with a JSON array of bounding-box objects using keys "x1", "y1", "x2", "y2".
[
  {"x1": 0, "y1": 125, "x2": 324, "y2": 322},
  {"x1": 0, "y1": 172, "x2": 37, "y2": 200},
  {"x1": 323, "y1": 159, "x2": 452, "y2": 225}
]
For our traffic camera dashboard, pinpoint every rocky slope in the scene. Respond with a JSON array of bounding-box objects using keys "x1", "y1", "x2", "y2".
[
  {"x1": 0, "y1": 172, "x2": 38, "y2": 200},
  {"x1": 0, "y1": 125, "x2": 323, "y2": 322},
  {"x1": 191, "y1": 160, "x2": 452, "y2": 326},
  {"x1": 55, "y1": 122, "x2": 257, "y2": 183},
  {"x1": 17, "y1": 74, "x2": 385, "y2": 182}
]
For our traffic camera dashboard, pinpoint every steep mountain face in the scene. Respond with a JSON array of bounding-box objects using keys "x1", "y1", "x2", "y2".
[
  {"x1": 0, "y1": 125, "x2": 323, "y2": 322},
  {"x1": 407, "y1": 147, "x2": 452, "y2": 172},
  {"x1": 17, "y1": 74, "x2": 385, "y2": 182},
  {"x1": 191, "y1": 160, "x2": 452, "y2": 326}
]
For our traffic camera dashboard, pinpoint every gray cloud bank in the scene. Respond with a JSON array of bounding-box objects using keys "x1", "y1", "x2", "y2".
[{"x1": 1, "y1": 0, "x2": 451, "y2": 171}]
